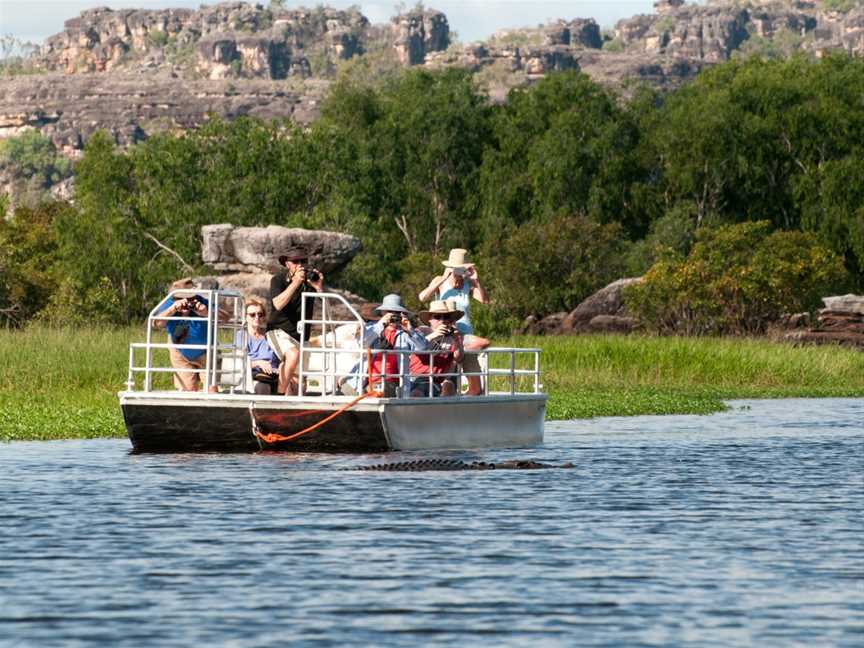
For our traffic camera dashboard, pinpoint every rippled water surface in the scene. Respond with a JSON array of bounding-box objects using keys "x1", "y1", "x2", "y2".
[{"x1": 1, "y1": 398, "x2": 862, "y2": 647}]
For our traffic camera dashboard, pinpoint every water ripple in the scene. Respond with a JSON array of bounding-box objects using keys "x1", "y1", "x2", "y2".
[{"x1": 0, "y1": 398, "x2": 862, "y2": 646}]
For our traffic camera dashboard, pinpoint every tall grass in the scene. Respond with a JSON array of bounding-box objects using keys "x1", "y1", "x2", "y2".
[
  {"x1": 2, "y1": 327, "x2": 863, "y2": 441},
  {"x1": 0, "y1": 326, "x2": 134, "y2": 441}
]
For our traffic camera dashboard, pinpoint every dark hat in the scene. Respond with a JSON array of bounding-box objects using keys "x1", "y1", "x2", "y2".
[{"x1": 278, "y1": 246, "x2": 308, "y2": 265}]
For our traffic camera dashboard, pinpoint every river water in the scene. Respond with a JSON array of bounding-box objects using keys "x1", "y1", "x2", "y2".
[{"x1": 0, "y1": 398, "x2": 862, "y2": 647}]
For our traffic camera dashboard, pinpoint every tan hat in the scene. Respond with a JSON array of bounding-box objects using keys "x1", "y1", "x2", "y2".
[
  {"x1": 418, "y1": 299, "x2": 464, "y2": 325},
  {"x1": 170, "y1": 278, "x2": 204, "y2": 299},
  {"x1": 442, "y1": 248, "x2": 473, "y2": 269}
]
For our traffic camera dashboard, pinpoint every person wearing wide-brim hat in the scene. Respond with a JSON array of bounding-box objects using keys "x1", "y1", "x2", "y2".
[
  {"x1": 339, "y1": 294, "x2": 428, "y2": 398},
  {"x1": 267, "y1": 245, "x2": 325, "y2": 396},
  {"x1": 418, "y1": 248, "x2": 489, "y2": 395},
  {"x1": 409, "y1": 299, "x2": 465, "y2": 398}
]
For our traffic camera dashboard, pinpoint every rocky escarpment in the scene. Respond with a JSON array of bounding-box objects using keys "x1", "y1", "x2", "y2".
[
  {"x1": 0, "y1": 73, "x2": 328, "y2": 156},
  {"x1": 35, "y1": 3, "x2": 456, "y2": 81},
  {"x1": 6, "y1": 1, "x2": 864, "y2": 201},
  {"x1": 613, "y1": 0, "x2": 864, "y2": 60},
  {"x1": 38, "y1": 3, "x2": 370, "y2": 79}
]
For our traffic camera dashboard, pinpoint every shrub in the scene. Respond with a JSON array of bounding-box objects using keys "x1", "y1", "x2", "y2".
[
  {"x1": 625, "y1": 221, "x2": 849, "y2": 335},
  {"x1": 480, "y1": 214, "x2": 627, "y2": 333}
]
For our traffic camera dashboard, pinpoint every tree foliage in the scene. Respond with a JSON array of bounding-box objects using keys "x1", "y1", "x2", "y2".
[
  {"x1": 625, "y1": 221, "x2": 849, "y2": 335},
  {"x1": 6, "y1": 56, "x2": 864, "y2": 330}
]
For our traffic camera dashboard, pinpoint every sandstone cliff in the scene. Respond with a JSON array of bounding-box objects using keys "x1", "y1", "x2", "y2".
[{"x1": 4, "y1": 0, "x2": 864, "y2": 200}]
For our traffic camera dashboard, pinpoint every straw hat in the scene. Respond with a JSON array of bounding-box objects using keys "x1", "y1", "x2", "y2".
[
  {"x1": 418, "y1": 299, "x2": 464, "y2": 325},
  {"x1": 441, "y1": 248, "x2": 473, "y2": 269},
  {"x1": 373, "y1": 293, "x2": 413, "y2": 314}
]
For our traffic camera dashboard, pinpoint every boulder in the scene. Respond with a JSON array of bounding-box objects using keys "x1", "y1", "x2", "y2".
[
  {"x1": 821, "y1": 294, "x2": 864, "y2": 315},
  {"x1": 782, "y1": 294, "x2": 864, "y2": 349},
  {"x1": 520, "y1": 312, "x2": 567, "y2": 335},
  {"x1": 562, "y1": 277, "x2": 642, "y2": 332},
  {"x1": 201, "y1": 224, "x2": 362, "y2": 274}
]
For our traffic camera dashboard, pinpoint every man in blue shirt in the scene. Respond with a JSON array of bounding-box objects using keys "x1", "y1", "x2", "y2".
[{"x1": 154, "y1": 283, "x2": 217, "y2": 392}]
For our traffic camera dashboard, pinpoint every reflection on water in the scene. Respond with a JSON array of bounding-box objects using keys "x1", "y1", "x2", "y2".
[{"x1": 0, "y1": 399, "x2": 862, "y2": 646}]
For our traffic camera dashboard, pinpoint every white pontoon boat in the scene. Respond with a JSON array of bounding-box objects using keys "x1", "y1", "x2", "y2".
[{"x1": 118, "y1": 290, "x2": 547, "y2": 452}]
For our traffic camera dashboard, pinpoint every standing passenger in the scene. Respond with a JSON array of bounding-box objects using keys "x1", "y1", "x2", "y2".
[
  {"x1": 418, "y1": 248, "x2": 489, "y2": 395},
  {"x1": 266, "y1": 246, "x2": 324, "y2": 396}
]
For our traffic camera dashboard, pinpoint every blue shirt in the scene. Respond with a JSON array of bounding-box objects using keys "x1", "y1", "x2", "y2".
[
  {"x1": 157, "y1": 297, "x2": 210, "y2": 360},
  {"x1": 439, "y1": 282, "x2": 473, "y2": 335},
  {"x1": 235, "y1": 331, "x2": 280, "y2": 370}
]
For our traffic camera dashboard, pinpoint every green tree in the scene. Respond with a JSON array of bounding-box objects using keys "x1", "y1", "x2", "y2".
[
  {"x1": 626, "y1": 221, "x2": 849, "y2": 335},
  {"x1": 0, "y1": 201, "x2": 64, "y2": 326},
  {"x1": 478, "y1": 71, "x2": 652, "y2": 243},
  {"x1": 480, "y1": 213, "x2": 627, "y2": 327}
]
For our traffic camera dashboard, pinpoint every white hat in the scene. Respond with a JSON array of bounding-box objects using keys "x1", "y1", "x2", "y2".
[{"x1": 441, "y1": 248, "x2": 473, "y2": 269}]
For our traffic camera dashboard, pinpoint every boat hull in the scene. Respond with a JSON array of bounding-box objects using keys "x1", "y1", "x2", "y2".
[{"x1": 119, "y1": 392, "x2": 547, "y2": 453}]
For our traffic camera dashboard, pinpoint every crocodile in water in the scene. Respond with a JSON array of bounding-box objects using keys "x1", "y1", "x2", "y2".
[{"x1": 344, "y1": 459, "x2": 575, "y2": 471}]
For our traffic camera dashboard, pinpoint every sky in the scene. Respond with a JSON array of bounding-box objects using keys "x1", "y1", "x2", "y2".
[{"x1": 0, "y1": 1, "x2": 672, "y2": 45}]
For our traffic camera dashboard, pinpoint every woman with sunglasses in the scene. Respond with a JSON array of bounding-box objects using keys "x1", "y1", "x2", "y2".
[{"x1": 241, "y1": 297, "x2": 281, "y2": 395}]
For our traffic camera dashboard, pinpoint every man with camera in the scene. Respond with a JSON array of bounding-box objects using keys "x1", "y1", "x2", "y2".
[
  {"x1": 339, "y1": 294, "x2": 428, "y2": 398},
  {"x1": 409, "y1": 299, "x2": 465, "y2": 397},
  {"x1": 154, "y1": 279, "x2": 219, "y2": 392},
  {"x1": 266, "y1": 246, "x2": 325, "y2": 396}
]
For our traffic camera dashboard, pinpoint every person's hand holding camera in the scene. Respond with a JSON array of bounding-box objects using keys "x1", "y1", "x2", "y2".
[{"x1": 290, "y1": 266, "x2": 306, "y2": 287}]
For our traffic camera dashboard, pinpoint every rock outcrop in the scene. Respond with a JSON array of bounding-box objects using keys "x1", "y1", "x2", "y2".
[
  {"x1": 519, "y1": 277, "x2": 643, "y2": 335},
  {"x1": 0, "y1": 73, "x2": 328, "y2": 155},
  {"x1": 784, "y1": 294, "x2": 864, "y2": 349},
  {"x1": 201, "y1": 223, "x2": 362, "y2": 274},
  {"x1": 391, "y1": 9, "x2": 450, "y2": 65},
  {"x1": 562, "y1": 278, "x2": 643, "y2": 334},
  {"x1": 195, "y1": 224, "x2": 367, "y2": 319}
]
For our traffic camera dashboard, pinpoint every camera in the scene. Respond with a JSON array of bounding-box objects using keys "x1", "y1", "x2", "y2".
[
  {"x1": 306, "y1": 269, "x2": 321, "y2": 282},
  {"x1": 388, "y1": 313, "x2": 402, "y2": 325},
  {"x1": 442, "y1": 325, "x2": 455, "y2": 336}
]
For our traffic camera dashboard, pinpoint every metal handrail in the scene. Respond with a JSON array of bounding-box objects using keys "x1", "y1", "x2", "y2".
[
  {"x1": 125, "y1": 290, "x2": 544, "y2": 398},
  {"x1": 126, "y1": 289, "x2": 245, "y2": 393}
]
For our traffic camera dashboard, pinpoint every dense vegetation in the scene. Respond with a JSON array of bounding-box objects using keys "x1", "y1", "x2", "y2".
[
  {"x1": 3, "y1": 326, "x2": 863, "y2": 441},
  {"x1": 3, "y1": 54, "x2": 864, "y2": 334}
]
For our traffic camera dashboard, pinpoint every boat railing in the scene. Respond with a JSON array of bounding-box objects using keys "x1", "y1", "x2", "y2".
[
  {"x1": 297, "y1": 292, "x2": 543, "y2": 398},
  {"x1": 126, "y1": 289, "x2": 246, "y2": 393},
  {"x1": 124, "y1": 289, "x2": 543, "y2": 398}
]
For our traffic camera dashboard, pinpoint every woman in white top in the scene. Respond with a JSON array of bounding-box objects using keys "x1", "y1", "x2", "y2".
[{"x1": 418, "y1": 248, "x2": 490, "y2": 395}]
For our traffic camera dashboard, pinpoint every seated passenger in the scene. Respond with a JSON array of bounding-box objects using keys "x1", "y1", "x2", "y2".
[
  {"x1": 409, "y1": 299, "x2": 465, "y2": 397},
  {"x1": 239, "y1": 298, "x2": 281, "y2": 395},
  {"x1": 339, "y1": 294, "x2": 427, "y2": 398},
  {"x1": 153, "y1": 279, "x2": 218, "y2": 392}
]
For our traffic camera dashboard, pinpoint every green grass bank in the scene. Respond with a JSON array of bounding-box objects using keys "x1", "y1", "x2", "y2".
[{"x1": 1, "y1": 326, "x2": 863, "y2": 442}]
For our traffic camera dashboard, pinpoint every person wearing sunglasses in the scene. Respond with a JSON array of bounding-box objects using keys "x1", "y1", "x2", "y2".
[
  {"x1": 409, "y1": 299, "x2": 465, "y2": 397},
  {"x1": 266, "y1": 246, "x2": 325, "y2": 396},
  {"x1": 239, "y1": 297, "x2": 280, "y2": 395}
]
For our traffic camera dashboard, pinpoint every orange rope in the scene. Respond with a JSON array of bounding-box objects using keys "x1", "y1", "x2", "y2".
[
  {"x1": 255, "y1": 348, "x2": 386, "y2": 445},
  {"x1": 254, "y1": 388, "x2": 383, "y2": 445}
]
